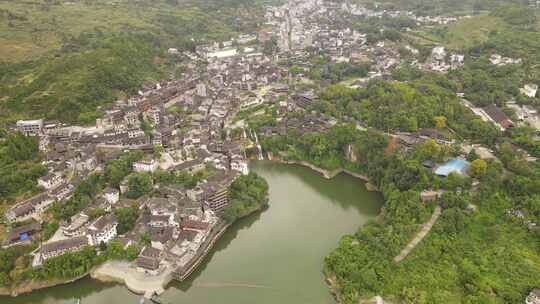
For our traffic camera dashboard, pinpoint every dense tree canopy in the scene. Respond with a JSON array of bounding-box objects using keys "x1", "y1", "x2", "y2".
[
  {"x1": 0, "y1": 131, "x2": 46, "y2": 203},
  {"x1": 222, "y1": 172, "x2": 269, "y2": 222},
  {"x1": 126, "y1": 172, "x2": 153, "y2": 199}
]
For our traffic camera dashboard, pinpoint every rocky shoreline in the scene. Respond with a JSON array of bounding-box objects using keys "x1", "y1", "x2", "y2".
[{"x1": 0, "y1": 272, "x2": 90, "y2": 297}]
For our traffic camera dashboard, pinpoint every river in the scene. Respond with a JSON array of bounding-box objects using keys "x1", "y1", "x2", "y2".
[{"x1": 2, "y1": 161, "x2": 383, "y2": 304}]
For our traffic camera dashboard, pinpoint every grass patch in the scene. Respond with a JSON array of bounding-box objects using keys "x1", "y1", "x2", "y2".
[{"x1": 408, "y1": 15, "x2": 504, "y2": 50}]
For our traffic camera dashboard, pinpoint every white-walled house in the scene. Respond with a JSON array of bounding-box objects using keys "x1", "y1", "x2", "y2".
[
  {"x1": 102, "y1": 187, "x2": 120, "y2": 205},
  {"x1": 86, "y1": 215, "x2": 118, "y2": 246},
  {"x1": 38, "y1": 173, "x2": 63, "y2": 190},
  {"x1": 133, "y1": 159, "x2": 158, "y2": 173}
]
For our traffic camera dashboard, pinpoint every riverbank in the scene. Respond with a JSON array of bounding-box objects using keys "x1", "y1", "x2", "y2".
[
  {"x1": 91, "y1": 260, "x2": 172, "y2": 298},
  {"x1": 267, "y1": 155, "x2": 379, "y2": 192},
  {"x1": 265, "y1": 157, "x2": 385, "y2": 303},
  {"x1": 0, "y1": 272, "x2": 90, "y2": 297},
  {"x1": 91, "y1": 199, "x2": 268, "y2": 299}
]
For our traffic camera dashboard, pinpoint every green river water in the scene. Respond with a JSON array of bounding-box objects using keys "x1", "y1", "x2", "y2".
[{"x1": 2, "y1": 161, "x2": 383, "y2": 304}]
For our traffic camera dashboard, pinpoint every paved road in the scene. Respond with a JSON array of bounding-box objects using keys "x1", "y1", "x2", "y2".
[{"x1": 393, "y1": 205, "x2": 442, "y2": 263}]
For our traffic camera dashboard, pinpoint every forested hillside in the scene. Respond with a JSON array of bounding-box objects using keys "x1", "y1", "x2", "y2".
[{"x1": 0, "y1": 0, "x2": 273, "y2": 124}]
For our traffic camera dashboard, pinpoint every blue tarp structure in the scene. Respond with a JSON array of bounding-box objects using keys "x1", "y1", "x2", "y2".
[
  {"x1": 435, "y1": 159, "x2": 469, "y2": 177},
  {"x1": 19, "y1": 233, "x2": 29, "y2": 241}
]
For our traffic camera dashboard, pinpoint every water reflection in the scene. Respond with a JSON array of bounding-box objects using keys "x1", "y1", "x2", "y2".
[
  {"x1": 256, "y1": 161, "x2": 382, "y2": 214},
  {"x1": 172, "y1": 208, "x2": 266, "y2": 291},
  {"x1": 1, "y1": 161, "x2": 383, "y2": 304}
]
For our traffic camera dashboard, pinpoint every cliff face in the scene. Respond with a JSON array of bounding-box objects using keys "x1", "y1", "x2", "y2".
[{"x1": 344, "y1": 144, "x2": 357, "y2": 162}]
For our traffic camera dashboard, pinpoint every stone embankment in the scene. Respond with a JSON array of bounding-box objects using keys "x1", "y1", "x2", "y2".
[
  {"x1": 91, "y1": 261, "x2": 172, "y2": 298},
  {"x1": 267, "y1": 155, "x2": 378, "y2": 191}
]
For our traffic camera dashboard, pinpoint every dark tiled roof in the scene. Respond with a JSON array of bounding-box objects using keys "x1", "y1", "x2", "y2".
[
  {"x1": 483, "y1": 105, "x2": 510, "y2": 123},
  {"x1": 137, "y1": 255, "x2": 159, "y2": 270},
  {"x1": 41, "y1": 236, "x2": 88, "y2": 254},
  {"x1": 181, "y1": 220, "x2": 209, "y2": 231},
  {"x1": 178, "y1": 230, "x2": 199, "y2": 242}
]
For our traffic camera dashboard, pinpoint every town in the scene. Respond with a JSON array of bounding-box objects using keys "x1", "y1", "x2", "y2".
[{"x1": 1, "y1": 0, "x2": 540, "y2": 302}]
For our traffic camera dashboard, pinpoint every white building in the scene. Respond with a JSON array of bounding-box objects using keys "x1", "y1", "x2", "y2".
[
  {"x1": 38, "y1": 173, "x2": 63, "y2": 190},
  {"x1": 196, "y1": 83, "x2": 207, "y2": 97},
  {"x1": 206, "y1": 48, "x2": 237, "y2": 59},
  {"x1": 521, "y1": 84, "x2": 538, "y2": 98},
  {"x1": 38, "y1": 236, "x2": 89, "y2": 265},
  {"x1": 86, "y1": 215, "x2": 118, "y2": 246},
  {"x1": 16, "y1": 119, "x2": 43, "y2": 135},
  {"x1": 127, "y1": 128, "x2": 145, "y2": 139},
  {"x1": 231, "y1": 156, "x2": 249, "y2": 175},
  {"x1": 133, "y1": 159, "x2": 158, "y2": 173},
  {"x1": 526, "y1": 289, "x2": 540, "y2": 304},
  {"x1": 62, "y1": 213, "x2": 90, "y2": 237},
  {"x1": 431, "y1": 46, "x2": 446, "y2": 61},
  {"x1": 146, "y1": 107, "x2": 161, "y2": 127},
  {"x1": 102, "y1": 187, "x2": 120, "y2": 205}
]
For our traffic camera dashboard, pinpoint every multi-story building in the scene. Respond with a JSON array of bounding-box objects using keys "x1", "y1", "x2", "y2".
[
  {"x1": 127, "y1": 128, "x2": 145, "y2": 139},
  {"x1": 230, "y1": 155, "x2": 249, "y2": 175},
  {"x1": 86, "y1": 215, "x2": 118, "y2": 246},
  {"x1": 526, "y1": 289, "x2": 540, "y2": 304},
  {"x1": 62, "y1": 213, "x2": 90, "y2": 237},
  {"x1": 39, "y1": 236, "x2": 89, "y2": 262},
  {"x1": 146, "y1": 107, "x2": 161, "y2": 127},
  {"x1": 5, "y1": 194, "x2": 54, "y2": 223},
  {"x1": 136, "y1": 246, "x2": 161, "y2": 274},
  {"x1": 16, "y1": 119, "x2": 43, "y2": 135},
  {"x1": 38, "y1": 173, "x2": 63, "y2": 190},
  {"x1": 133, "y1": 158, "x2": 158, "y2": 173},
  {"x1": 102, "y1": 187, "x2": 120, "y2": 205},
  {"x1": 199, "y1": 171, "x2": 239, "y2": 212}
]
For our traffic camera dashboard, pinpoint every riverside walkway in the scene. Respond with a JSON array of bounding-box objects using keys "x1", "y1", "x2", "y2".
[{"x1": 393, "y1": 205, "x2": 442, "y2": 263}]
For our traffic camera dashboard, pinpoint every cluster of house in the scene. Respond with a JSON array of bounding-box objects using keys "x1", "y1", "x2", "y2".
[
  {"x1": 506, "y1": 208, "x2": 538, "y2": 231},
  {"x1": 394, "y1": 128, "x2": 455, "y2": 152},
  {"x1": 341, "y1": 1, "x2": 460, "y2": 26},
  {"x1": 526, "y1": 289, "x2": 540, "y2": 304},
  {"x1": 4, "y1": 0, "x2": 538, "y2": 284},
  {"x1": 263, "y1": 0, "x2": 403, "y2": 78},
  {"x1": 420, "y1": 46, "x2": 464, "y2": 73},
  {"x1": 127, "y1": 192, "x2": 222, "y2": 276},
  {"x1": 459, "y1": 98, "x2": 514, "y2": 131},
  {"x1": 6, "y1": 10, "x2": 324, "y2": 275},
  {"x1": 489, "y1": 54, "x2": 522, "y2": 66}
]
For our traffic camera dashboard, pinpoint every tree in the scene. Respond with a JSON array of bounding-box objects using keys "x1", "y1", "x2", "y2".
[
  {"x1": 106, "y1": 241, "x2": 126, "y2": 260},
  {"x1": 433, "y1": 116, "x2": 447, "y2": 129},
  {"x1": 222, "y1": 172, "x2": 269, "y2": 222},
  {"x1": 126, "y1": 172, "x2": 153, "y2": 199},
  {"x1": 126, "y1": 245, "x2": 140, "y2": 261},
  {"x1": 153, "y1": 145, "x2": 163, "y2": 159},
  {"x1": 104, "y1": 151, "x2": 143, "y2": 187},
  {"x1": 469, "y1": 159, "x2": 487, "y2": 178},
  {"x1": 42, "y1": 221, "x2": 59, "y2": 241},
  {"x1": 114, "y1": 205, "x2": 139, "y2": 234},
  {"x1": 466, "y1": 149, "x2": 479, "y2": 162},
  {"x1": 443, "y1": 172, "x2": 469, "y2": 191},
  {"x1": 262, "y1": 37, "x2": 277, "y2": 55},
  {"x1": 140, "y1": 232, "x2": 151, "y2": 247},
  {"x1": 419, "y1": 139, "x2": 441, "y2": 160}
]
